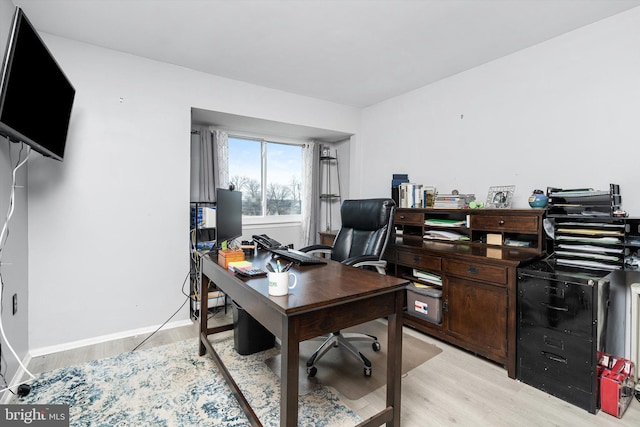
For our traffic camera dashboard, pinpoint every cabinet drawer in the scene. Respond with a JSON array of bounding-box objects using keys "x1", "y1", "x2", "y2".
[
  {"x1": 444, "y1": 259, "x2": 507, "y2": 284},
  {"x1": 518, "y1": 275, "x2": 594, "y2": 338},
  {"x1": 397, "y1": 250, "x2": 441, "y2": 271},
  {"x1": 395, "y1": 211, "x2": 423, "y2": 225},
  {"x1": 518, "y1": 325, "x2": 595, "y2": 394},
  {"x1": 470, "y1": 215, "x2": 539, "y2": 233}
]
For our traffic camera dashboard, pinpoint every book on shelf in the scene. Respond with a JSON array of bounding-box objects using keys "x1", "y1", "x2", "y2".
[
  {"x1": 433, "y1": 193, "x2": 475, "y2": 209},
  {"x1": 399, "y1": 183, "x2": 437, "y2": 208},
  {"x1": 399, "y1": 183, "x2": 423, "y2": 208},
  {"x1": 391, "y1": 174, "x2": 409, "y2": 188}
]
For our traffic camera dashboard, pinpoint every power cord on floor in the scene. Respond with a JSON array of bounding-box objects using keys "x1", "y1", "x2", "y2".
[{"x1": 130, "y1": 270, "x2": 191, "y2": 352}]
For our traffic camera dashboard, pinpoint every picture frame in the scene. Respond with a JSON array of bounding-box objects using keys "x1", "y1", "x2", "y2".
[{"x1": 485, "y1": 185, "x2": 515, "y2": 209}]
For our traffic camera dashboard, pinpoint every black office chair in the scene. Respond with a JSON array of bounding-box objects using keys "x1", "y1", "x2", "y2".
[{"x1": 300, "y1": 198, "x2": 396, "y2": 377}]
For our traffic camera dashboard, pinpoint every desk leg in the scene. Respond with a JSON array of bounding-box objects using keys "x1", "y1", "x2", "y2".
[
  {"x1": 386, "y1": 291, "x2": 403, "y2": 426},
  {"x1": 280, "y1": 317, "x2": 300, "y2": 427}
]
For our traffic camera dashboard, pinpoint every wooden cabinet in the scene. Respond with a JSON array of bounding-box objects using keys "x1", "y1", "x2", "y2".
[
  {"x1": 445, "y1": 275, "x2": 507, "y2": 360},
  {"x1": 318, "y1": 230, "x2": 337, "y2": 246},
  {"x1": 388, "y1": 208, "x2": 545, "y2": 378}
]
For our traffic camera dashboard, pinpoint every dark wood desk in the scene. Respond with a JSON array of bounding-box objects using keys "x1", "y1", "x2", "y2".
[{"x1": 199, "y1": 251, "x2": 408, "y2": 427}]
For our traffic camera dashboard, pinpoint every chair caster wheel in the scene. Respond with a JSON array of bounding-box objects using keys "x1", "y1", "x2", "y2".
[
  {"x1": 372, "y1": 341, "x2": 381, "y2": 352},
  {"x1": 364, "y1": 367, "x2": 372, "y2": 377},
  {"x1": 307, "y1": 366, "x2": 317, "y2": 378}
]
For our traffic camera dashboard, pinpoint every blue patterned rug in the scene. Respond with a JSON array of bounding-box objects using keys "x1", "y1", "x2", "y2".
[{"x1": 14, "y1": 334, "x2": 360, "y2": 426}]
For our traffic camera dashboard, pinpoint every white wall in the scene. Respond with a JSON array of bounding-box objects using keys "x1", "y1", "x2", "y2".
[
  {"x1": 0, "y1": 0, "x2": 28, "y2": 388},
  {"x1": 356, "y1": 7, "x2": 640, "y2": 212},
  {"x1": 27, "y1": 36, "x2": 360, "y2": 351}
]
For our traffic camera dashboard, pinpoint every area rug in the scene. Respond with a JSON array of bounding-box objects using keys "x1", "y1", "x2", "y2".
[
  {"x1": 266, "y1": 320, "x2": 443, "y2": 400},
  {"x1": 14, "y1": 334, "x2": 360, "y2": 426}
]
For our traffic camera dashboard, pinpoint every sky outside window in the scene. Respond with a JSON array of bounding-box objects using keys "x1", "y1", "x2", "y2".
[{"x1": 228, "y1": 137, "x2": 302, "y2": 216}]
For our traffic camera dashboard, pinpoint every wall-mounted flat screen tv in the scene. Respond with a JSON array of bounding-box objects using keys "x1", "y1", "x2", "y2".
[{"x1": 0, "y1": 7, "x2": 75, "y2": 161}]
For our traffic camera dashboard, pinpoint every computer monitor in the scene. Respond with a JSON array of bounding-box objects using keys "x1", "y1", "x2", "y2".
[{"x1": 216, "y1": 188, "x2": 242, "y2": 247}]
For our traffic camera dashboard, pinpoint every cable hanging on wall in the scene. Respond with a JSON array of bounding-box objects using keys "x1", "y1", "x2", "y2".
[{"x1": 0, "y1": 143, "x2": 35, "y2": 395}]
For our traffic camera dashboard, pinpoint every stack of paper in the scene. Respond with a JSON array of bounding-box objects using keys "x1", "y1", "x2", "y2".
[
  {"x1": 227, "y1": 260, "x2": 253, "y2": 271},
  {"x1": 556, "y1": 235, "x2": 622, "y2": 245},
  {"x1": 425, "y1": 218, "x2": 466, "y2": 228},
  {"x1": 412, "y1": 269, "x2": 442, "y2": 286},
  {"x1": 423, "y1": 230, "x2": 469, "y2": 241},
  {"x1": 556, "y1": 259, "x2": 622, "y2": 270}
]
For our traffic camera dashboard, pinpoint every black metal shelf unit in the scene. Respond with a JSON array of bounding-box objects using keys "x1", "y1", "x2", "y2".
[
  {"x1": 319, "y1": 145, "x2": 341, "y2": 232},
  {"x1": 190, "y1": 201, "x2": 216, "y2": 319}
]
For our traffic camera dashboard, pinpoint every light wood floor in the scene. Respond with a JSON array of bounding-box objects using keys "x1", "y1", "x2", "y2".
[{"x1": 25, "y1": 309, "x2": 640, "y2": 426}]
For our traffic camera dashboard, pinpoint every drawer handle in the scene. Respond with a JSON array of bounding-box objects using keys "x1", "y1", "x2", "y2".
[
  {"x1": 540, "y1": 302, "x2": 569, "y2": 312},
  {"x1": 543, "y1": 335, "x2": 564, "y2": 350},
  {"x1": 541, "y1": 351, "x2": 567, "y2": 364},
  {"x1": 467, "y1": 266, "x2": 479, "y2": 275},
  {"x1": 400, "y1": 215, "x2": 405, "y2": 220},
  {"x1": 498, "y1": 220, "x2": 505, "y2": 226}
]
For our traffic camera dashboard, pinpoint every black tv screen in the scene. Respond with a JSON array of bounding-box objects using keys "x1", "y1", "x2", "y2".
[
  {"x1": 216, "y1": 188, "x2": 242, "y2": 246},
  {"x1": 0, "y1": 7, "x2": 75, "y2": 161}
]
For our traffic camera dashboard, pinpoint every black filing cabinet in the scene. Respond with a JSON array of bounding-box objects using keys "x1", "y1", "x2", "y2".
[{"x1": 517, "y1": 259, "x2": 610, "y2": 413}]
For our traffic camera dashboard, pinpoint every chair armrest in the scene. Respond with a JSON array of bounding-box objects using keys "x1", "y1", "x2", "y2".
[
  {"x1": 299, "y1": 244, "x2": 333, "y2": 256},
  {"x1": 342, "y1": 255, "x2": 388, "y2": 275}
]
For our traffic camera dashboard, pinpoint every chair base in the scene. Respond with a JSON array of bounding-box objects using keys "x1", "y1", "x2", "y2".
[{"x1": 305, "y1": 331, "x2": 380, "y2": 377}]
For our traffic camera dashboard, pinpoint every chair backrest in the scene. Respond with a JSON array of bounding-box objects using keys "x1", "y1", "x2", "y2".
[{"x1": 330, "y1": 198, "x2": 396, "y2": 263}]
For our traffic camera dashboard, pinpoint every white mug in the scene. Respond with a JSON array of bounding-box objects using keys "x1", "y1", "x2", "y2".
[{"x1": 268, "y1": 271, "x2": 297, "y2": 296}]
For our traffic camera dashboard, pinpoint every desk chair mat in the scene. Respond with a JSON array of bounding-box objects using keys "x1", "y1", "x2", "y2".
[{"x1": 265, "y1": 320, "x2": 442, "y2": 400}]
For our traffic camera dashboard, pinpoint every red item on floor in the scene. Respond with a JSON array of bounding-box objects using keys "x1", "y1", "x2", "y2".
[{"x1": 599, "y1": 353, "x2": 635, "y2": 418}]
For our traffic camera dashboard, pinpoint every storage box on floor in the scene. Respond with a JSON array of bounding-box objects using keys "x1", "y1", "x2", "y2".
[
  {"x1": 598, "y1": 353, "x2": 636, "y2": 418},
  {"x1": 406, "y1": 283, "x2": 442, "y2": 324}
]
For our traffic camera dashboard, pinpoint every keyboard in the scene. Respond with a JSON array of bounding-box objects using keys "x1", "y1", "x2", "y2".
[{"x1": 269, "y1": 248, "x2": 327, "y2": 266}]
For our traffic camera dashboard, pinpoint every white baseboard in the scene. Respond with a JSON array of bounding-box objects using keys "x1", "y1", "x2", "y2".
[{"x1": 29, "y1": 318, "x2": 194, "y2": 358}]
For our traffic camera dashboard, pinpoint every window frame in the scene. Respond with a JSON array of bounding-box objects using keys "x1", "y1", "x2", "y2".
[{"x1": 228, "y1": 133, "x2": 304, "y2": 226}]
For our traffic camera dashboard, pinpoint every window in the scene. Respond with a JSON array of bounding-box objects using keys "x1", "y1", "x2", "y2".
[{"x1": 228, "y1": 136, "x2": 303, "y2": 219}]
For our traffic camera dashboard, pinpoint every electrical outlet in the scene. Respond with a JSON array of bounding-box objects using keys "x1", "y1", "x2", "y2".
[{"x1": 12, "y1": 293, "x2": 17, "y2": 315}]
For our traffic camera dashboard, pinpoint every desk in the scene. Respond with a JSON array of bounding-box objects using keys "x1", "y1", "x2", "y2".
[{"x1": 199, "y1": 251, "x2": 408, "y2": 427}]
